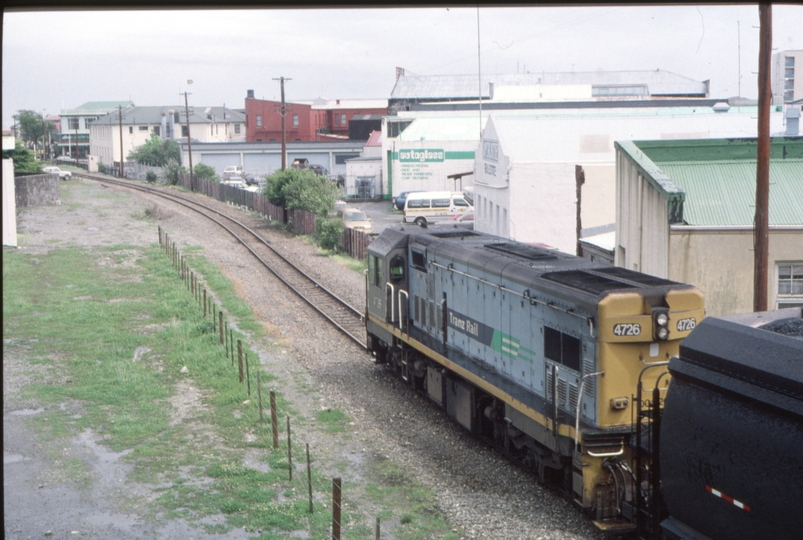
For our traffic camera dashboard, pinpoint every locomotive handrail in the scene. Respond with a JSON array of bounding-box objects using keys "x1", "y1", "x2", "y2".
[
  {"x1": 575, "y1": 370, "x2": 605, "y2": 453},
  {"x1": 386, "y1": 283, "x2": 395, "y2": 323},
  {"x1": 398, "y1": 290, "x2": 409, "y2": 333},
  {"x1": 637, "y1": 360, "x2": 670, "y2": 394},
  {"x1": 587, "y1": 446, "x2": 624, "y2": 458}
]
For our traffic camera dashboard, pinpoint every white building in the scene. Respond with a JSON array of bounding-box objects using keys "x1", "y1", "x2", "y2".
[
  {"x1": 471, "y1": 104, "x2": 787, "y2": 253},
  {"x1": 772, "y1": 49, "x2": 803, "y2": 104},
  {"x1": 60, "y1": 101, "x2": 134, "y2": 161},
  {"x1": 381, "y1": 115, "x2": 483, "y2": 200},
  {"x1": 344, "y1": 130, "x2": 382, "y2": 198},
  {"x1": 89, "y1": 105, "x2": 246, "y2": 170}
]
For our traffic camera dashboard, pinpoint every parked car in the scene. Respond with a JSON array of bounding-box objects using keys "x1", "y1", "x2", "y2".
[
  {"x1": 222, "y1": 165, "x2": 243, "y2": 179},
  {"x1": 432, "y1": 212, "x2": 474, "y2": 230},
  {"x1": 342, "y1": 208, "x2": 373, "y2": 234},
  {"x1": 43, "y1": 166, "x2": 71, "y2": 180},
  {"x1": 221, "y1": 178, "x2": 247, "y2": 189},
  {"x1": 393, "y1": 190, "x2": 423, "y2": 211}
]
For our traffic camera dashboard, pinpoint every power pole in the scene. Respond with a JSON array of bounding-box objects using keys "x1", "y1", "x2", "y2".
[
  {"x1": 41, "y1": 111, "x2": 46, "y2": 161},
  {"x1": 754, "y1": 3, "x2": 771, "y2": 312},
  {"x1": 118, "y1": 106, "x2": 125, "y2": 177},
  {"x1": 182, "y1": 91, "x2": 194, "y2": 191},
  {"x1": 273, "y1": 76, "x2": 291, "y2": 170}
]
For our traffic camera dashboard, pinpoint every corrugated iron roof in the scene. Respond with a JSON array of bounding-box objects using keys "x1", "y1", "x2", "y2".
[
  {"x1": 658, "y1": 160, "x2": 803, "y2": 226},
  {"x1": 60, "y1": 101, "x2": 134, "y2": 116},
  {"x1": 391, "y1": 70, "x2": 708, "y2": 100},
  {"x1": 91, "y1": 105, "x2": 245, "y2": 126}
]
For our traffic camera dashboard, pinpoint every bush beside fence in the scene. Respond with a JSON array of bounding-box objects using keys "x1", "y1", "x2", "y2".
[{"x1": 176, "y1": 173, "x2": 370, "y2": 259}]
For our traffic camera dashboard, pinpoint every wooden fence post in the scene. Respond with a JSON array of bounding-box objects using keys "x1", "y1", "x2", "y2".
[
  {"x1": 270, "y1": 391, "x2": 278, "y2": 449},
  {"x1": 332, "y1": 478, "x2": 342, "y2": 540}
]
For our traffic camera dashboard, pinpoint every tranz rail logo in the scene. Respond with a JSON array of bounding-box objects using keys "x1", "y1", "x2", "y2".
[{"x1": 399, "y1": 149, "x2": 445, "y2": 163}]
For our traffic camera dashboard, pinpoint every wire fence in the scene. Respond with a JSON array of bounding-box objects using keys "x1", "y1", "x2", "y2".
[{"x1": 158, "y1": 226, "x2": 388, "y2": 539}]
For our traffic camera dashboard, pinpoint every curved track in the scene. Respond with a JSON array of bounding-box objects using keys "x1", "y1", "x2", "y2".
[{"x1": 76, "y1": 173, "x2": 367, "y2": 348}]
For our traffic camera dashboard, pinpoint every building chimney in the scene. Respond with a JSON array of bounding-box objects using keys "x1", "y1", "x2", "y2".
[{"x1": 247, "y1": 89, "x2": 254, "y2": 99}]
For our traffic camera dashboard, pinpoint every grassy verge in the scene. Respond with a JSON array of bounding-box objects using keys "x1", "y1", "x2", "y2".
[{"x1": 3, "y1": 223, "x2": 457, "y2": 538}]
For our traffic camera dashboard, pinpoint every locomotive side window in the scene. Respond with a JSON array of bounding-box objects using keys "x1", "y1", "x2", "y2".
[
  {"x1": 544, "y1": 326, "x2": 581, "y2": 372},
  {"x1": 367, "y1": 254, "x2": 384, "y2": 286},
  {"x1": 390, "y1": 255, "x2": 405, "y2": 283},
  {"x1": 368, "y1": 255, "x2": 376, "y2": 285},
  {"x1": 411, "y1": 249, "x2": 427, "y2": 272}
]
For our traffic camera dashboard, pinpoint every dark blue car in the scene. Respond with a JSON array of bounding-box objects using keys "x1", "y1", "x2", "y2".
[{"x1": 393, "y1": 191, "x2": 423, "y2": 211}]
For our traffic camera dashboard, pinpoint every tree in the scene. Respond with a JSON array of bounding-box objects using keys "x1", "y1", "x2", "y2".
[
  {"x1": 161, "y1": 158, "x2": 187, "y2": 186},
  {"x1": 2, "y1": 141, "x2": 42, "y2": 173},
  {"x1": 264, "y1": 168, "x2": 340, "y2": 217},
  {"x1": 16, "y1": 110, "x2": 55, "y2": 157},
  {"x1": 128, "y1": 133, "x2": 181, "y2": 166},
  {"x1": 193, "y1": 163, "x2": 219, "y2": 182}
]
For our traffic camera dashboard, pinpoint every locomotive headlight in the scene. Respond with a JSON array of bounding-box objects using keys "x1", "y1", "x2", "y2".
[{"x1": 652, "y1": 307, "x2": 670, "y2": 341}]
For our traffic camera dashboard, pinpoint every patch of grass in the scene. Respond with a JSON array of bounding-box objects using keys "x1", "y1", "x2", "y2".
[
  {"x1": 315, "y1": 408, "x2": 351, "y2": 433},
  {"x1": 364, "y1": 456, "x2": 459, "y2": 540}
]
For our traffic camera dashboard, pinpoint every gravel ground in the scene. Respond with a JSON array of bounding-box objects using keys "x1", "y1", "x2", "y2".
[{"x1": 4, "y1": 177, "x2": 612, "y2": 540}]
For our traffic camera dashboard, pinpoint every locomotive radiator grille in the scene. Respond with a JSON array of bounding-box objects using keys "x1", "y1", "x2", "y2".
[
  {"x1": 583, "y1": 358, "x2": 596, "y2": 397},
  {"x1": 558, "y1": 378, "x2": 567, "y2": 406},
  {"x1": 569, "y1": 383, "x2": 579, "y2": 411}
]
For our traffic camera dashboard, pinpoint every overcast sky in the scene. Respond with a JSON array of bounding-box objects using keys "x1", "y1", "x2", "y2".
[{"x1": 3, "y1": 4, "x2": 802, "y2": 129}]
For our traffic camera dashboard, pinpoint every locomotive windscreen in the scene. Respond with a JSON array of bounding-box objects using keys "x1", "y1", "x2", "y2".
[{"x1": 541, "y1": 270, "x2": 638, "y2": 296}]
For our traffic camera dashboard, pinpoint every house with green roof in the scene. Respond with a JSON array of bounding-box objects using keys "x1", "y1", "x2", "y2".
[
  {"x1": 615, "y1": 137, "x2": 803, "y2": 316},
  {"x1": 59, "y1": 101, "x2": 134, "y2": 161}
]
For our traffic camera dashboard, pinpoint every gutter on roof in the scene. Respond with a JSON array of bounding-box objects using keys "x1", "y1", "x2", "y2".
[{"x1": 671, "y1": 225, "x2": 803, "y2": 232}]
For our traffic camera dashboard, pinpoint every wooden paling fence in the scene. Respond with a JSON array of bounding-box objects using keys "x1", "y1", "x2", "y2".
[{"x1": 177, "y1": 174, "x2": 370, "y2": 259}]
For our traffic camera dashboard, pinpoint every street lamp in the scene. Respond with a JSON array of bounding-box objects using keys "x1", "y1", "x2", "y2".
[{"x1": 183, "y1": 80, "x2": 194, "y2": 191}]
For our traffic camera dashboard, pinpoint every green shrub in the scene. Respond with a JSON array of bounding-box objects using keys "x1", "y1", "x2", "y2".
[
  {"x1": 145, "y1": 170, "x2": 157, "y2": 183},
  {"x1": 265, "y1": 168, "x2": 340, "y2": 217},
  {"x1": 316, "y1": 217, "x2": 344, "y2": 252}
]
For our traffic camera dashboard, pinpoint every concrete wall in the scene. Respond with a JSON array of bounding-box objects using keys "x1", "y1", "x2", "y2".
[
  {"x1": 669, "y1": 228, "x2": 803, "y2": 316},
  {"x1": 15, "y1": 174, "x2": 60, "y2": 208},
  {"x1": 3, "y1": 159, "x2": 17, "y2": 247}
]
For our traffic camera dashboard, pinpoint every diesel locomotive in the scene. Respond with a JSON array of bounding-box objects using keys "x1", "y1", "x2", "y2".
[{"x1": 364, "y1": 227, "x2": 705, "y2": 532}]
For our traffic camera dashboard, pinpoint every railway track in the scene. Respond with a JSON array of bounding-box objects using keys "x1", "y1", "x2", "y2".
[{"x1": 77, "y1": 173, "x2": 367, "y2": 348}]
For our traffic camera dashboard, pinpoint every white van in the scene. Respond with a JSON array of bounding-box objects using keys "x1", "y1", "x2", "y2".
[{"x1": 403, "y1": 191, "x2": 473, "y2": 227}]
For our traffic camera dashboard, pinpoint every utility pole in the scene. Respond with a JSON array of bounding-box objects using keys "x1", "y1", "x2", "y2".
[
  {"x1": 118, "y1": 106, "x2": 125, "y2": 177},
  {"x1": 182, "y1": 90, "x2": 194, "y2": 191},
  {"x1": 41, "y1": 110, "x2": 46, "y2": 161},
  {"x1": 753, "y1": 3, "x2": 771, "y2": 312},
  {"x1": 273, "y1": 76, "x2": 291, "y2": 170}
]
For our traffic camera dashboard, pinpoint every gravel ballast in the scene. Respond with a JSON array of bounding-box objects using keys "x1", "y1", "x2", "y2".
[{"x1": 4, "y1": 177, "x2": 613, "y2": 540}]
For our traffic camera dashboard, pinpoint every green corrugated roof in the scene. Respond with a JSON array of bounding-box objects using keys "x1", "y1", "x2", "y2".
[
  {"x1": 657, "y1": 160, "x2": 803, "y2": 226},
  {"x1": 622, "y1": 137, "x2": 803, "y2": 226}
]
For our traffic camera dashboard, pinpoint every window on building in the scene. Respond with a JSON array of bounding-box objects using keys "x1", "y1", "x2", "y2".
[
  {"x1": 129, "y1": 126, "x2": 133, "y2": 134},
  {"x1": 234, "y1": 124, "x2": 241, "y2": 134},
  {"x1": 153, "y1": 126, "x2": 160, "y2": 136},
  {"x1": 786, "y1": 56, "x2": 796, "y2": 67},
  {"x1": 777, "y1": 263, "x2": 803, "y2": 308},
  {"x1": 139, "y1": 125, "x2": 148, "y2": 131},
  {"x1": 256, "y1": 115, "x2": 262, "y2": 128},
  {"x1": 341, "y1": 113, "x2": 347, "y2": 125},
  {"x1": 785, "y1": 68, "x2": 795, "y2": 78},
  {"x1": 181, "y1": 125, "x2": 188, "y2": 137},
  {"x1": 68, "y1": 118, "x2": 79, "y2": 130},
  {"x1": 293, "y1": 114, "x2": 299, "y2": 127}
]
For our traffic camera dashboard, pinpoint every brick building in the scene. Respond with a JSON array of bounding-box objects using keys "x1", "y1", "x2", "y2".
[{"x1": 244, "y1": 90, "x2": 387, "y2": 142}]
